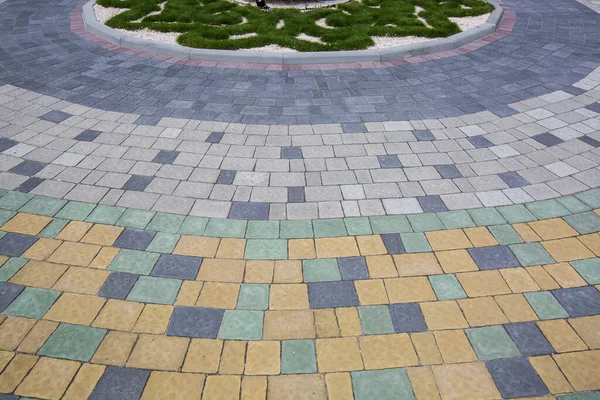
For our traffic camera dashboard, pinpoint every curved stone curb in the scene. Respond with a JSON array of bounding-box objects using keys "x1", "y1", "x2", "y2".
[{"x1": 82, "y1": 0, "x2": 503, "y2": 64}]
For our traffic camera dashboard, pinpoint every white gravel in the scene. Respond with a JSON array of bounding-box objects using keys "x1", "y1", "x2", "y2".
[
  {"x1": 116, "y1": 27, "x2": 181, "y2": 44},
  {"x1": 245, "y1": 44, "x2": 297, "y2": 52},
  {"x1": 315, "y1": 17, "x2": 334, "y2": 28},
  {"x1": 230, "y1": 32, "x2": 258, "y2": 39},
  {"x1": 296, "y1": 33, "x2": 324, "y2": 44},
  {"x1": 228, "y1": 0, "x2": 348, "y2": 9},
  {"x1": 276, "y1": 19, "x2": 285, "y2": 28},
  {"x1": 368, "y1": 35, "x2": 430, "y2": 49},
  {"x1": 93, "y1": 4, "x2": 126, "y2": 23},
  {"x1": 132, "y1": 1, "x2": 165, "y2": 22}
]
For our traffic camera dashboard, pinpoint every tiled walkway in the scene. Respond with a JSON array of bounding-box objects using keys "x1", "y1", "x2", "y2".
[{"x1": 0, "y1": 0, "x2": 599, "y2": 397}]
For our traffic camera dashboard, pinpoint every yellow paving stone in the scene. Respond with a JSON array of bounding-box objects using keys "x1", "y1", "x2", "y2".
[
  {"x1": 81, "y1": 224, "x2": 124, "y2": 246},
  {"x1": 366, "y1": 255, "x2": 398, "y2": 278},
  {"x1": 196, "y1": 259, "x2": 245, "y2": 282},
  {"x1": 216, "y1": 238, "x2": 245, "y2": 259},
  {"x1": 544, "y1": 263, "x2": 587, "y2": 288},
  {"x1": 529, "y1": 355, "x2": 573, "y2": 394},
  {"x1": 241, "y1": 376, "x2": 267, "y2": 400},
  {"x1": 53, "y1": 266, "x2": 110, "y2": 294},
  {"x1": 435, "y1": 249, "x2": 479, "y2": 273},
  {"x1": 55, "y1": 221, "x2": 93, "y2": 242},
  {"x1": 15, "y1": 357, "x2": 79, "y2": 400},
  {"x1": 0, "y1": 315, "x2": 5, "y2": 325},
  {"x1": 89, "y1": 247, "x2": 120, "y2": 269},
  {"x1": 316, "y1": 337, "x2": 363, "y2": 372},
  {"x1": 182, "y1": 339, "x2": 223, "y2": 373},
  {"x1": 246, "y1": 341, "x2": 280, "y2": 375},
  {"x1": 196, "y1": 282, "x2": 240, "y2": 309},
  {"x1": 48, "y1": 241, "x2": 101, "y2": 267},
  {"x1": 356, "y1": 235, "x2": 387, "y2": 255},
  {"x1": 174, "y1": 236, "x2": 220, "y2": 258},
  {"x1": 407, "y1": 367, "x2": 441, "y2": 400},
  {"x1": 464, "y1": 227, "x2": 498, "y2": 248},
  {"x1": 10, "y1": 260, "x2": 67, "y2": 289},
  {"x1": 538, "y1": 320, "x2": 587, "y2": 353},
  {"x1": 426, "y1": 229, "x2": 472, "y2": 251},
  {"x1": 263, "y1": 310, "x2": 315, "y2": 340},
  {"x1": 92, "y1": 331, "x2": 137, "y2": 366},
  {"x1": 314, "y1": 309, "x2": 339, "y2": 338},
  {"x1": 315, "y1": 237, "x2": 360, "y2": 258},
  {"x1": 2, "y1": 213, "x2": 51, "y2": 235},
  {"x1": 219, "y1": 340, "x2": 246, "y2": 374},
  {"x1": 325, "y1": 373, "x2": 353, "y2": 400},
  {"x1": 385, "y1": 277, "x2": 436, "y2": 303},
  {"x1": 133, "y1": 304, "x2": 172, "y2": 334},
  {"x1": 411, "y1": 332, "x2": 442, "y2": 365},
  {"x1": 203, "y1": 375, "x2": 241, "y2": 400},
  {"x1": 579, "y1": 233, "x2": 600, "y2": 256},
  {"x1": 495, "y1": 294, "x2": 538, "y2": 322},
  {"x1": 529, "y1": 218, "x2": 578, "y2": 240},
  {"x1": 457, "y1": 270, "x2": 511, "y2": 297},
  {"x1": 543, "y1": 237, "x2": 595, "y2": 262},
  {"x1": 267, "y1": 375, "x2": 327, "y2": 400},
  {"x1": 359, "y1": 334, "x2": 419, "y2": 369},
  {"x1": 273, "y1": 260, "x2": 303, "y2": 283},
  {"x1": 269, "y1": 284, "x2": 309, "y2": 310},
  {"x1": 244, "y1": 260, "x2": 274, "y2": 283},
  {"x1": 569, "y1": 315, "x2": 600, "y2": 349},
  {"x1": 62, "y1": 364, "x2": 105, "y2": 400},
  {"x1": 421, "y1": 301, "x2": 469, "y2": 331},
  {"x1": 0, "y1": 350, "x2": 14, "y2": 372},
  {"x1": 127, "y1": 335, "x2": 189, "y2": 371},
  {"x1": 335, "y1": 308, "x2": 362, "y2": 337},
  {"x1": 45, "y1": 293, "x2": 105, "y2": 325},
  {"x1": 394, "y1": 253, "x2": 443, "y2": 276},
  {"x1": 553, "y1": 350, "x2": 600, "y2": 391},
  {"x1": 527, "y1": 266, "x2": 560, "y2": 290},
  {"x1": 458, "y1": 297, "x2": 509, "y2": 327},
  {"x1": 0, "y1": 317, "x2": 36, "y2": 351},
  {"x1": 0, "y1": 354, "x2": 37, "y2": 393},
  {"x1": 288, "y1": 239, "x2": 316, "y2": 260},
  {"x1": 21, "y1": 238, "x2": 61, "y2": 260},
  {"x1": 175, "y1": 281, "x2": 203, "y2": 306},
  {"x1": 499, "y1": 267, "x2": 540, "y2": 293},
  {"x1": 433, "y1": 362, "x2": 501, "y2": 400},
  {"x1": 0, "y1": 256, "x2": 6, "y2": 267},
  {"x1": 355, "y1": 279, "x2": 388, "y2": 305},
  {"x1": 92, "y1": 299, "x2": 144, "y2": 331},
  {"x1": 434, "y1": 330, "x2": 477, "y2": 363},
  {"x1": 17, "y1": 320, "x2": 58, "y2": 354},
  {"x1": 513, "y1": 223, "x2": 541, "y2": 242},
  {"x1": 141, "y1": 371, "x2": 205, "y2": 400}
]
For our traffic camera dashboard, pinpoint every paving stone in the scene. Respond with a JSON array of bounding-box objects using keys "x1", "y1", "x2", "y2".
[
  {"x1": 152, "y1": 150, "x2": 179, "y2": 164},
  {"x1": 417, "y1": 195, "x2": 449, "y2": 212},
  {"x1": 358, "y1": 305, "x2": 394, "y2": 335},
  {"x1": 468, "y1": 245, "x2": 521, "y2": 270},
  {"x1": 429, "y1": 274, "x2": 466, "y2": 300},
  {"x1": 98, "y1": 272, "x2": 138, "y2": 299},
  {"x1": 381, "y1": 233, "x2": 405, "y2": 254},
  {"x1": 113, "y1": 228, "x2": 156, "y2": 250},
  {"x1": 498, "y1": 171, "x2": 529, "y2": 188},
  {"x1": 74, "y1": 129, "x2": 102, "y2": 142},
  {"x1": 89, "y1": 366, "x2": 150, "y2": 400},
  {"x1": 237, "y1": 284, "x2": 269, "y2": 310},
  {"x1": 166, "y1": 306, "x2": 224, "y2": 338},
  {"x1": 571, "y1": 258, "x2": 600, "y2": 285},
  {"x1": 109, "y1": 249, "x2": 160, "y2": 275},
  {"x1": 435, "y1": 164, "x2": 462, "y2": 179},
  {"x1": 553, "y1": 286, "x2": 600, "y2": 317},
  {"x1": 487, "y1": 358, "x2": 549, "y2": 398},
  {"x1": 524, "y1": 292, "x2": 569, "y2": 320},
  {"x1": 4, "y1": 287, "x2": 60, "y2": 319},
  {"x1": 308, "y1": 281, "x2": 359, "y2": 309},
  {"x1": 228, "y1": 202, "x2": 269, "y2": 220},
  {"x1": 466, "y1": 325, "x2": 520, "y2": 360},
  {"x1": 40, "y1": 110, "x2": 72, "y2": 123},
  {"x1": 39, "y1": 323, "x2": 106, "y2": 361},
  {"x1": 281, "y1": 146, "x2": 303, "y2": 159},
  {"x1": 152, "y1": 254, "x2": 201, "y2": 280},
  {"x1": 0, "y1": 282, "x2": 24, "y2": 312},
  {"x1": 338, "y1": 256, "x2": 369, "y2": 280},
  {"x1": 352, "y1": 369, "x2": 415, "y2": 400},
  {"x1": 122, "y1": 175, "x2": 153, "y2": 191},
  {"x1": 218, "y1": 310, "x2": 263, "y2": 340},
  {"x1": 389, "y1": 303, "x2": 427, "y2": 333},
  {"x1": 505, "y1": 322, "x2": 554, "y2": 356},
  {"x1": 9, "y1": 160, "x2": 47, "y2": 176},
  {"x1": 377, "y1": 155, "x2": 402, "y2": 169},
  {"x1": 533, "y1": 132, "x2": 564, "y2": 147},
  {"x1": 282, "y1": 340, "x2": 317, "y2": 374},
  {"x1": 217, "y1": 170, "x2": 236, "y2": 185},
  {"x1": 303, "y1": 259, "x2": 341, "y2": 282},
  {"x1": 0, "y1": 232, "x2": 37, "y2": 256}
]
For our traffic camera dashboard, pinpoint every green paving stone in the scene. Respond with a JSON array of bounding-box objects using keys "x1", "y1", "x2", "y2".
[
  {"x1": 245, "y1": 239, "x2": 287, "y2": 260},
  {"x1": 0, "y1": 190, "x2": 8, "y2": 198},
  {"x1": 247, "y1": 220, "x2": 279, "y2": 239},
  {"x1": 38, "y1": 218, "x2": 69, "y2": 238},
  {"x1": 302, "y1": 259, "x2": 341, "y2": 282},
  {"x1": 344, "y1": 217, "x2": 373, "y2": 236},
  {"x1": 407, "y1": 213, "x2": 444, "y2": 232},
  {"x1": 55, "y1": 201, "x2": 96, "y2": 221},
  {"x1": 127, "y1": 276, "x2": 181, "y2": 305},
  {"x1": 116, "y1": 209, "x2": 155, "y2": 229},
  {"x1": 524, "y1": 292, "x2": 569, "y2": 320},
  {"x1": 497, "y1": 205, "x2": 537, "y2": 223},
  {"x1": 282, "y1": 340, "x2": 317, "y2": 374},
  {"x1": 204, "y1": 219, "x2": 247, "y2": 238},
  {"x1": 4, "y1": 287, "x2": 60, "y2": 319},
  {"x1": 218, "y1": 310, "x2": 263, "y2": 340},
  {"x1": 237, "y1": 284, "x2": 269, "y2": 310},
  {"x1": 429, "y1": 274, "x2": 466, "y2": 300},
  {"x1": 352, "y1": 369, "x2": 415, "y2": 400},
  {"x1": 280, "y1": 220, "x2": 313, "y2": 239},
  {"x1": 510, "y1": 243, "x2": 555, "y2": 266},
  {"x1": 571, "y1": 258, "x2": 600, "y2": 285},
  {"x1": 527, "y1": 199, "x2": 570, "y2": 219},
  {"x1": 0, "y1": 258, "x2": 27, "y2": 282},
  {"x1": 468, "y1": 208, "x2": 506, "y2": 226},
  {"x1": 0, "y1": 210, "x2": 16, "y2": 226},
  {"x1": 370, "y1": 215, "x2": 412, "y2": 234},
  {"x1": 438, "y1": 210, "x2": 475, "y2": 229},
  {"x1": 400, "y1": 232, "x2": 431, "y2": 253},
  {"x1": 313, "y1": 219, "x2": 347, "y2": 237},
  {"x1": 0, "y1": 231, "x2": 5, "y2": 239},
  {"x1": 39, "y1": 323, "x2": 106, "y2": 362},
  {"x1": 557, "y1": 392, "x2": 600, "y2": 400},
  {"x1": 0, "y1": 192, "x2": 33, "y2": 210},
  {"x1": 576, "y1": 188, "x2": 600, "y2": 209},
  {"x1": 489, "y1": 225, "x2": 523, "y2": 245},
  {"x1": 145, "y1": 232, "x2": 179, "y2": 254},
  {"x1": 557, "y1": 196, "x2": 592, "y2": 213},
  {"x1": 108, "y1": 249, "x2": 160, "y2": 275},
  {"x1": 358, "y1": 305, "x2": 394, "y2": 335},
  {"x1": 179, "y1": 216, "x2": 209, "y2": 235},
  {"x1": 564, "y1": 212, "x2": 600, "y2": 234},
  {"x1": 86, "y1": 205, "x2": 125, "y2": 225},
  {"x1": 148, "y1": 213, "x2": 186, "y2": 234},
  {"x1": 466, "y1": 325, "x2": 520, "y2": 360},
  {"x1": 19, "y1": 196, "x2": 66, "y2": 216}
]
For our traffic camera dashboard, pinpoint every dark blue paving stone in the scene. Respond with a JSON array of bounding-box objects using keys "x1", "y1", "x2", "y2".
[
  {"x1": 533, "y1": 133, "x2": 564, "y2": 147},
  {"x1": 17, "y1": 177, "x2": 43, "y2": 193},
  {"x1": 122, "y1": 175, "x2": 153, "y2": 191},
  {"x1": 39, "y1": 110, "x2": 71, "y2": 123},
  {"x1": 135, "y1": 115, "x2": 161, "y2": 126},
  {"x1": 217, "y1": 170, "x2": 236, "y2": 185},
  {"x1": 341, "y1": 123, "x2": 366, "y2": 133},
  {"x1": 281, "y1": 146, "x2": 303, "y2": 159},
  {"x1": 413, "y1": 130, "x2": 435, "y2": 141},
  {"x1": 585, "y1": 102, "x2": 600, "y2": 113},
  {"x1": 377, "y1": 155, "x2": 402, "y2": 169},
  {"x1": 308, "y1": 281, "x2": 359, "y2": 309},
  {"x1": 499, "y1": 172, "x2": 529, "y2": 188},
  {"x1": 467, "y1": 245, "x2": 521, "y2": 270},
  {"x1": 0, "y1": 233, "x2": 37, "y2": 257},
  {"x1": 74, "y1": 129, "x2": 102, "y2": 142},
  {"x1": 390, "y1": 303, "x2": 427, "y2": 333},
  {"x1": 0, "y1": 138, "x2": 18, "y2": 152},
  {"x1": 98, "y1": 272, "x2": 138, "y2": 299},
  {"x1": 113, "y1": 228, "x2": 156, "y2": 250},
  {"x1": 580, "y1": 135, "x2": 600, "y2": 148},
  {"x1": 0, "y1": 395, "x2": 18, "y2": 400},
  {"x1": 467, "y1": 135, "x2": 493, "y2": 148},
  {"x1": 417, "y1": 195, "x2": 448, "y2": 212},
  {"x1": 167, "y1": 306, "x2": 225, "y2": 338},
  {"x1": 152, "y1": 150, "x2": 179, "y2": 164},
  {"x1": 487, "y1": 358, "x2": 549, "y2": 399},
  {"x1": 381, "y1": 233, "x2": 405, "y2": 254},
  {"x1": 506, "y1": 322, "x2": 554, "y2": 356},
  {"x1": 9, "y1": 160, "x2": 47, "y2": 176},
  {"x1": 435, "y1": 164, "x2": 462, "y2": 179},
  {"x1": 0, "y1": 282, "x2": 24, "y2": 312},
  {"x1": 89, "y1": 366, "x2": 150, "y2": 400},
  {"x1": 553, "y1": 286, "x2": 600, "y2": 317},
  {"x1": 338, "y1": 256, "x2": 369, "y2": 280},
  {"x1": 152, "y1": 254, "x2": 202, "y2": 280},
  {"x1": 288, "y1": 186, "x2": 305, "y2": 203},
  {"x1": 206, "y1": 131, "x2": 224, "y2": 143},
  {"x1": 229, "y1": 202, "x2": 269, "y2": 220},
  {"x1": 563, "y1": 86, "x2": 586, "y2": 96}
]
